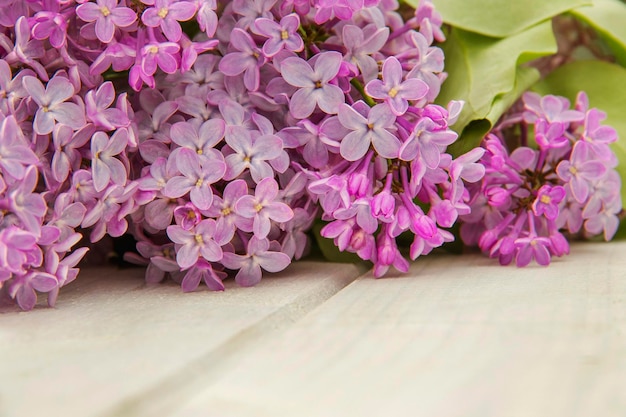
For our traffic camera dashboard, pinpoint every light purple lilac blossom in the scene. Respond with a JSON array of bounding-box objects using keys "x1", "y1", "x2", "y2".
[{"x1": 0, "y1": 0, "x2": 621, "y2": 312}]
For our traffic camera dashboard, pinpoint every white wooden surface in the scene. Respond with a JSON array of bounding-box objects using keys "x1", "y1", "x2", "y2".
[{"x1": 1, "y1": 242, "x2": 625, "y2": 417}]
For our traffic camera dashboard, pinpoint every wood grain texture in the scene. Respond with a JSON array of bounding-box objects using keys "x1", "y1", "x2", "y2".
[
  {"x1": 0, "y1": 261, "x2": 365, "y2": 417},
  {"x1": 172, "y1": 242, "x2": 626, "y2": 417}
]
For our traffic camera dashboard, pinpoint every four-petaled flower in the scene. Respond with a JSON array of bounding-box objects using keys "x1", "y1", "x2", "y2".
[
  {"x1": 167, "y1": 219, "x2": 223, "y2": 269},
  {"x1": 365, "y1": 56, "x2": 429, "y2": 116},
  {"x1": 91, "y1": 128, "x2": 129, "y2": 192},
  {"x1": 252, "y1": 13, "x2": 304, "y2": 57},
  {"x1": 22, "y1": 75, "x2": 86, "y2": 135},
  {"x1": 76, "y1": 0, "x2": 137, "y2": 44},
  {"x1": 235, "y1": 177, "x2": 294, "y2": 239},
  {"x1": 532, "y1": 185, "x2": 565, "y2": 220},
  {"x1": 142, "y1": 0, "x2": 198, "y2": 42},
  {"x1": 337, "y1": 101, "x2": 400, "y2": 161},
  {"x1": 221, "y1": 236, "x2": 291, "y2": 287},
  {"x1": 281, "y1": 51, "x2": 345, "y2": 119},
  {"x1": 164, "y1": 147, "x2": 226, "y2": 210},
  {"x1": 556, "y1": 142, "x2": 607, "y2": 203}
]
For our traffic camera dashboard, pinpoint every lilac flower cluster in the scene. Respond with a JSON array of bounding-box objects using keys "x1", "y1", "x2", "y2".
[
  {"x1": 0, "y1": 0, "x2": 476, "y2": 309},
  {"x1": 461, "y1": 92, "x2": 622, "y2": 267},
  {"x1": 121, "y1": 0, "x2": 481, "y2": 285},
  {"x1": 1, "y1": 0, "x2": 620, "y2": 310}
]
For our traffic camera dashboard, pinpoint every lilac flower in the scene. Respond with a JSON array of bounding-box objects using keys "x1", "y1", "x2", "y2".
[
  {"x1": 91, "y1": 39, "x2": 137, "y2": 76},
  {"x1": 204, "y1": 179, "x2": 253, "y2": 244},
  {"x1": 406, "y1": 31, "x2": 445, "y2": 101},
  {"x1": 180, "y1": 259, "x2": 226, "y2": 292},
  {"x1": 76, "y1": 0, "x2": 137, "y2": 44},
  {"x1": 399, "y1": 116, "x2": 458, "y2": 168},
  {"x1": 514, "y1": 234, "x2": 551, "y2": 267},
  {"x1": 218, "y1": 29, "x2": 265, "y2": 92},
  {"x1": 5, "y1": 166, "x2": 47, "y2": 233},
  {"x1": 142, "y1": 0, "x2": 198, "y2": 42},
  {"x1": 1, "y1": 17, "x2": 47, "y2": 79},
  {"x1": 221, "y1": 236, "x2": 291, "y2": 287},
  {"x1": 280, "y1": 207, "x2": 314, "y2": 260},
  {"x1": 52, "y1": 124, "x2": 93, "y2": 182},
  {"x1": 281, "y1": 51, "x2": 345, "y2": 119},
  {"x1": 81, "y1": 183, "x2": 137, "y2": 242},
  {"x1": 0, "y1": 115, "x2": 39, "y2": 181},
  {"x1": 0, "y1": 226, "x2": 39, "y2": 275},
  {"x1": 22, "y1": 75, "x2": 86, "y2": 135},
  {"x1": 167, "y1": 219, "x2": 223, "y2": 269},
  {"x1": 523, "y1": 92, "x2": 584, "y2": 124},
  {"x1": 532, "y1": 185, "x2": 565, "y2": 220},
  {"x1": 337, "y1": 102, "x2": 400, "y2": 160},
  {"x1": 85, "y1": 81, "x2": 130, "y2": 130},
  {"x1": 582, "y1": 108, "x2": 618, "y2": 159},
  {"x1": 32, "y1": 7, "x2": 68, "y2": 48},
  {"x1": 365, "y1": 56, "x2": 429, "y2": 116},
  {"x1": 374, "y1": 230, "x2": 410, "y2": 277},
  {"x1": 9, "y1": 271, "x2": 58, "y2": 311},
  {"x1": 252, "y1": 13, "x2": 304, "y2": 57},
  {"x1": 342, "y1": 24, "x2": 389, "y2": 82},
  {"x1": 235, "y1": 177, "x2": 294, "y2": 238},
  {"x1": 224, "y1": 127, "x2": 283, "y2": 183},
  {"x1": 140, "y1": 42, "x2": 181, "y2": 76},
  {"x1": 584, "y1": 200, "x2": 621, "y2": 241},
  {"x1": 0, "y1": 59, "x2": 32, "y2": 113},
  {"x1": 173, "y1": 203, "x2": 202, "y2": 230},
  {"x1": 169, "y1": 119, "x2": 225, "y2": 159},
  {"x1": 164, "y1": 147, "x2": 226, "y2": 210},
  {"x1": 232, "y1": 0, "x2": 277, "y2": 29},
  {"x1": 91, "y1": 129, "x2": 129, "y2": 192},
  {"x1": 195, "y1": 0, "x2": 219, "y2": 37},
  {"x1": 556, "y1": 142, "x2": 607, "y2": 203}
]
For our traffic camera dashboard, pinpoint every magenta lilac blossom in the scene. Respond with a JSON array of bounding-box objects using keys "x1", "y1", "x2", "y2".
[{"x1": 460, "y1": 92, "x2": 622, "y2": 267}]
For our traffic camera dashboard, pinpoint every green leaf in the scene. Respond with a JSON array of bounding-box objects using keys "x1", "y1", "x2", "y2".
[
  {"x1": 532, "y1": 60, "x2": 626, "y2": 206},
  {"x1": 571, "y1": 0, "x2": 626, "y2": 66},
  {"x1": 424, "y1": 0, "x2": 590, "y2": 37},
  {"x1": 437, "y1": 21, "x2": 556, "y2": 152},
  {"x1": 447, "y1": 66, "x2": 540, "y2": 156}
]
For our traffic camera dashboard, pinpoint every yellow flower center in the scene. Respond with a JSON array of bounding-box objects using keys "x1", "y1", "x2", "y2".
[
  {"x1": 148, "y1": 45, "x2": 159, "y2": 54},
  {"x1": 254, "y1": 203, "x2": 264, "y2": 212},
  {"x1": 194, "y1": 234, "x2": 204, "y2": 245},
  {"x1": 187, "y1": 210, "x2": 196, "y2": 220},
  {"x1": 101, "y1": 6, "x2": 111, "y2": 17},
  {"x1": 196, "y1": 149, "x2": 203, "y2": 155},
  {"x1": 158, "y1": 7, "x2": 169, "y2": 19},
  {"x1": 221, "y1": 207, "x2": 232, "y2": 216},
  {"x1": 315, "y1": 80, "x2": 323, "y2": 89},
  {"x1": 195, "y1": 178, "x2": 203, "y2": 187},
  {"x1": 388, "y1": 87, "x2": 399, "y2": 98},
  {"x1": 540, "y1": 195, "x2": 551, "y2": 204},
  {"x1": 42, "y1": 105, "x2": 49, "y2": 112},
  {"x1": 569, "y1": 166, "x2": 578, "y2": 175},
  {"x1": 281, "y1": 30, "x2": 289, "y2": 40}
]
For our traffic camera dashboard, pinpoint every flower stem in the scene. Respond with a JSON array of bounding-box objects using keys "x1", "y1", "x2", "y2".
[{"x1": 350, "y1": 79, "x2": 376, "y2": 107}]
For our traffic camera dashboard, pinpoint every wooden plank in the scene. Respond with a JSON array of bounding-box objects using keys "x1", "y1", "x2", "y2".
[
  {"x1": 0, "y1": 261, "x2": 366, "y2": 417},
  {"x1": 172, "y1": 242, "x2": 626, "y2": 417}
]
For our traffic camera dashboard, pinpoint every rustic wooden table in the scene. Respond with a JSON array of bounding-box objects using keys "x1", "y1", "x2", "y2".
[{"x1": 2, "y1": 241, "x2": 625, "y2": 417}]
